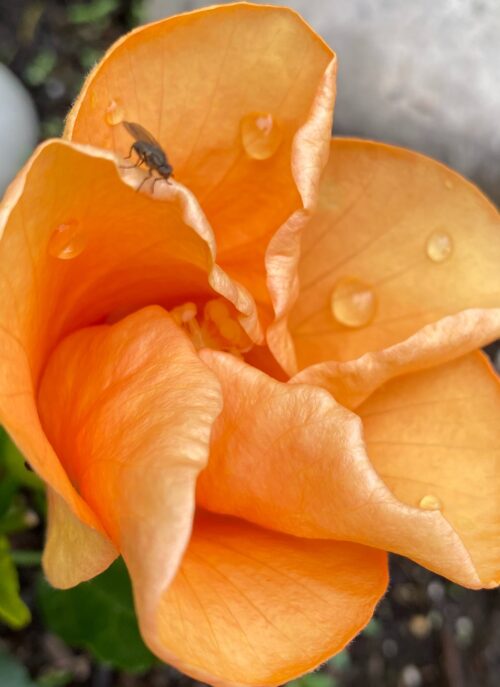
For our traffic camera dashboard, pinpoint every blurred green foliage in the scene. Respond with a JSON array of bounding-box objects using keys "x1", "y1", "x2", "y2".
[
  {"x1": 0, "y1": 429, "x2": 44, "y2": 631},
  {"x1": 37, "y1": 558, "x2": 156, "y2": 673},
  {"x1": 0, "y1": 536, "x2": 31, "y2": 629},
  {"x1": 67, "y1": 0, "x2": 120, "y2": 25}
]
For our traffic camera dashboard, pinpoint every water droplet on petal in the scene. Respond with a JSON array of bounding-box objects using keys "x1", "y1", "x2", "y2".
[
  {"x1": 331, "y1": 277, "x2": 377, "y2": 328},
  {"x1": 240, "y1": 112, "x2": 282, "y2": 160},
  {"x1": 419, "y1": 494, "x2": 442, "y2": 511},
  {"x1": 105, "y1": 99, "x2": 124, "y2": 126},
  {"x1": 426, "y1": 230, "x2": 453, "y2": 263},
  {"x1": 48, "y1": 220, "x2": 87, "y2": 260}
]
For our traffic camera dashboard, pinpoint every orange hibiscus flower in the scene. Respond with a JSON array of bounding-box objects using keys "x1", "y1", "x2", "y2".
[{"x1": 0, "y1": 4, "x2": 499, "y2": 686}]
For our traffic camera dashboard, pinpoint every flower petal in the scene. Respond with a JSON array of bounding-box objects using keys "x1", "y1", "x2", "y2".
[
  {"x1": 65, "y1": 4, "x2": 336, "y2": 314},
  {"x1": 196, "y1": 351, "x2": 488, "y2": 588},
  {"x1": 293, "y1": 309, "x2": 500, "y2": 409},
  {"x1": 359, "y1": 351, "x2": 500, "y2": 587},
  {"x1": 283, "y1": 138, "x2": 500, "y2": 374},
  {"x1": 140, "y1": 511, "x2": 387, "y2": 687},
  {"x1": 0, "y1": 139, "x2": 255, "y2": 529},
  {"x1": 43, "y1": 489, "x2": 118, "y2": 589},
  {"x1": 38, "y1": 307, "x2": 222, "y2": 598}
]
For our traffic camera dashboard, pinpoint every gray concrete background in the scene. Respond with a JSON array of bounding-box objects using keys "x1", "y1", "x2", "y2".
[{"x1": 146, "y1": 0, "x2": 500, "y2": 204}]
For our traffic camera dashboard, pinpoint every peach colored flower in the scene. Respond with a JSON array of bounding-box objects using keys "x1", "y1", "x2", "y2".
[{"x1": 0, "y1": 4, "x2": 499, "y2": 686}]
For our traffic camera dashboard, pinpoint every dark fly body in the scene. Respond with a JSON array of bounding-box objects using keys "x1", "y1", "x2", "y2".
[{"x1": 121, "y1": 121, "x2": 173, "y2": 192}]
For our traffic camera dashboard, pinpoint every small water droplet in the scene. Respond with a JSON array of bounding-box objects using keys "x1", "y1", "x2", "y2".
[
  {"x1": 426, "y1": 230, "x2": 453, "y2": 263},
  {"x1": 419, "y1": 494, "x2": 442, "y2": 511},
  {"x1": 444, "y1": 179, "x2": 454, "y2": 190},
  {"x1": 105, "y1": 99, "x2": 124, "y2": 126},
  {"x1": 48, "y1": 220, "x2": 87, "y2": 260},
  {"x1": 240, "y1": 112, "x2": 282, "y2": 160},
  {"x1": 331, "y1": 277, "x2": 377, "y2": 328}
]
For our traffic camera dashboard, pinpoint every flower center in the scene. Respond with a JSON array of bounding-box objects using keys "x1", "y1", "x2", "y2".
[{"x1": 170, "y1": 298, "x2": 251, "y2": 355}]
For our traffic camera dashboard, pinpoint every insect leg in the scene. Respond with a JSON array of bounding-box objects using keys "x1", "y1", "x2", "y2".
[
  {"x1": 122, "y1": 144, "x2": 135, "y2": 161},
  {"x1": 120, "y1": 153, "x2": 145, "y2": 170},
  {"x1": 136, "y1": 172, "x2": 153, "y2": 192}
]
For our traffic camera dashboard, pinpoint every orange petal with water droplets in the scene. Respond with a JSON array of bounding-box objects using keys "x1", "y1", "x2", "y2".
[
  {"x1": 280, "y1": 138, "x2": 500, "y2": 374},
  {"x1": 196, "y1": 351, "x2": 494, "y2": 588},
  {"x1": 0, "y1": 139, "x2": 257, "y2": 532},
  {"x1": 359, "y1": 351, "x2": 500, "y2": 587},
  {"x1": 65, "y1": 4, "x2": 336, "y2": 318},
  {"x1": 140, "y1": 511, "x2": 387, "y2": 687},
  {"x1": 38, "y1": 307, "x2": 222, "y2": 598}
]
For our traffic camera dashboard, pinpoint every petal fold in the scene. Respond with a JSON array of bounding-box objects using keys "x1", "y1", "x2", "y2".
[
  {"x1": 38, "y1": 307, "x2": 222, "y2": 599},
  {"x1": 196, "y1": 351, "x2": 492, "y2": 587},
  {"x1": 292, "y1": 309, "x2": 500, "y2": 408},
  {"x1": 143, "y1": 512, "x2": 387, "y2": 687},
  {"x1": 65, "y1": 4, "x2": 336, "y2": 317},
  {"x1": 283, "y1": 138, "x2": 500, "y2": 374},
  {"x1": 43, "y1": 489, "x2": 118, "y2": 589},
  {"x1": 0, "y1": 139, "x2": 255, "y2": 530},
  {"x1": 359, "y1": 351, "x2": 500, "y2": 587}
]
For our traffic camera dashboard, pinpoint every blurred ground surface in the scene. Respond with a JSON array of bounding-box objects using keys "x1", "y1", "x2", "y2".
[{"x1": 0, "y1": 1, "x2": 499, "y2": 686}]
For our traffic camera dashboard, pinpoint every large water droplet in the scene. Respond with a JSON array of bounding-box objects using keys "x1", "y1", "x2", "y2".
[
  {"x1": 105, "y1": 99, "x2": 124, "y2": 126},
  {"x1": 419, "y1": 494, "x2": 442, "y2": 511},
  {"x1": 331, "y1": 277, "x2": 377, "y2": 328},
  {"x1": 240, "y1": 112, "x2": 282, "y2": 160},
  {"x1": 48, "y1": 220, "x2": 87, "y2": 260},
  {"x1": 426, "y1": 230, "x2": 453, "y2": 263}
]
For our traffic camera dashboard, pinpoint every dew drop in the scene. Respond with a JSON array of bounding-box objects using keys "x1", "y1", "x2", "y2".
[
  {"x1": 331, "y1": 277, "x2": 377, "y2": 328},
  {"x1": 48, "y1": 220, "x2": 87, "y2": 260},
  {"x1": 240, "y1": 112, "x2": 282, "y2": 160},
  {"x1": 426, "y1": 230, "x2": 453, "y2": 263},
  {"x1": 419, "y1": 494, "x2": 442, "y2": 511},
  {"x1": 105, "y1": 99, "x2": 124, "y2": 126}
]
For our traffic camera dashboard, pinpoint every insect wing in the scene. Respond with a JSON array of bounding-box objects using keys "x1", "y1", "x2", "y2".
[{"x1": 122, "y1": 121, "x2": 163, "y2": 149}]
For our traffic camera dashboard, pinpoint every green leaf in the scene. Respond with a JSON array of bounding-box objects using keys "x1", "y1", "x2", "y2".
[
  {"x1": 0, "y1": 649, "x2": 37, "y2": 687},
  {"x1": 0, "y1": 537, "x2": 31, "y2": 629},
  {"x1": 37, "y1": 558, "x2": 155, "y2": 673}
]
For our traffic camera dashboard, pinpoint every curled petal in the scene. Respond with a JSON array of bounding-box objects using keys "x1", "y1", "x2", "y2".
[
  {"x1": 65, "y1": 4, "x2": 336, "y2": 316},
  {"x1": 0, "y1": 140, "x2": 255, "y2": 528},
  {"x1": 360, "y1": 352, "x2": 500, "y2": 588},
  {"x1": 197, "y1": 351, "x2": 493, "y2": 587},
  {"x1": 141, "y1": 511, "x2": 387, "y2": 687},
  {"x1": 38, "y1": 307, "x2": 222, "y2": 597},
  {"x1": 281, "y1": 138, "x2": 500, "y2": 374},
  {"x1": 292, "y1": 309, "x2": 500, "y2": 408},
  {"x1": 43, "y1": 490, "x2": 117, "y2": 588}
]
